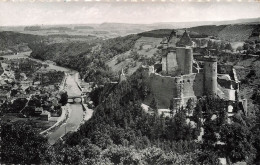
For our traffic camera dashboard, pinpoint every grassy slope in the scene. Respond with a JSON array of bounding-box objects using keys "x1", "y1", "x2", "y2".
[{"x1": 106, "y1": 37, "x2": 162, "y2": 75}]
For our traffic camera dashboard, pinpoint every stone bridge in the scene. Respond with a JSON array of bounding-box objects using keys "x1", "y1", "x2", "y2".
[{"x1": 68, "y1": 96, "x2": 82, "y2": 103}]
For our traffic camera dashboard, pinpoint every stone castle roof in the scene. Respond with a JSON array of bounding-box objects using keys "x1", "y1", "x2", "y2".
[
  {"x1": 167, "y1": 30, "x2": 178, "y2": 48},
  {"x1": 167, "y1": 30, "x2": 177, "y2": 43},
  {"x1": 176, "y1": 30, "x2": 193, "y2": 47}
]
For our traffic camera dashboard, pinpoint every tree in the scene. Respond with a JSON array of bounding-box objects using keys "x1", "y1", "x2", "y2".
[
  {"x1": 243, "y1": 43, "x2": 250, "y2": 50},
  {"x1": 1, "y1": 121, "x2": 49, "y2": 164},
  {"x1": 219, "y1": 123, "x2": 256, "y2": 164},
  {"x1": 225, "y1": 43, "x2": 233, "y2": 52},
  {"x1": 207, "y1": 40, "x2": 213, "y2": 49},
  {"x1": 220, "y1": 42, "x2": 225, "y2": 51},
  {"x1": 59, "y1": 91, "x2": 68, "y2": 106},
  {"x1": 236, "y1": 46, "x2": 243, "y2": 53},
  {"x1": 150, "y1": 97, "x2": 158, "y2": 115},
  {"x1": 186, "y1": 98, "x2": 194, "y2": 115}
]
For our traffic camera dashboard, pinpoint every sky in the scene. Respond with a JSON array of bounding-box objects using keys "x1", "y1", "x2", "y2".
[{"x1": 0, "y1": 1, "x2": 260, "y2": 26}]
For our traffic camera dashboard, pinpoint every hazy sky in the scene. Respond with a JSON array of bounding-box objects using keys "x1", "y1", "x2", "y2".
[{"x1": 0, "y1": 1, "x2": 260, "y2": 26}]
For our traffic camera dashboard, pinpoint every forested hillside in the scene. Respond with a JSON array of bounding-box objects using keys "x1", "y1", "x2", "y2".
[
  {"x1": 35, "y1": 68, "x2": 260, "y2": 164},
  {"x1": 30, "y1": 34, "x2": 141, "y2": 84}
]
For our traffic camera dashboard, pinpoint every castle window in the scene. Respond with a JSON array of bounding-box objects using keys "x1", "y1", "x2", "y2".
[{"x1": 187, "y1": 80, "x2": 190, "y2": 83}]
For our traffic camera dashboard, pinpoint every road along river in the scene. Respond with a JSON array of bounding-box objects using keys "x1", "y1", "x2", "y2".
[{"x1": 47, "y1": 73, "x2": 84, "y2": 145}]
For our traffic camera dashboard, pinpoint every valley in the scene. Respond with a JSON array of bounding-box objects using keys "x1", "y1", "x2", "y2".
[{"x1": 1, "y1": 18, "x2": 260, "y2": 165}]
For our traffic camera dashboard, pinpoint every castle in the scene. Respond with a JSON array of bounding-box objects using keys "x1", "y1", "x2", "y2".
[{"x1": 142, "y1": 30, "x2": 243, "y2": 112}]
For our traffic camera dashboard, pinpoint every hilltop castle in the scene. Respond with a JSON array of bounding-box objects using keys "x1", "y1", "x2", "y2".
[{"x1": 142, "y1": 30, "x2": 243, "y2": 112}]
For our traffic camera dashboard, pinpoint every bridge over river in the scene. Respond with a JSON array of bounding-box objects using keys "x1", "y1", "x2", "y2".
[{"x1": 68, "y1": 95, "x2": 82, "y2": 103}]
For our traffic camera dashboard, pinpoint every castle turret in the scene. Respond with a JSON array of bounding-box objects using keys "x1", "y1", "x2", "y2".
[
  {"x1": 119, "y1": 68, "x2": 126, "y2": 82},
  {"x1": 184, "y1": 48, "x2": 193, "y2": 74},
  {"x1": 203, "y1": 56, "x2": 217, "y2": 95}
]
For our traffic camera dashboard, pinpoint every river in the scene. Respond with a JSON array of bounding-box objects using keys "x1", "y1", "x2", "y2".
[{"x1": 47, "y1": 74, "x2": 84, "y2": 145}]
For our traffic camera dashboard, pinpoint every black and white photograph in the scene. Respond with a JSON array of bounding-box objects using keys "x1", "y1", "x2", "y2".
[{"x1": 1, "y1": 1, "x2": 260, "y2": 164}]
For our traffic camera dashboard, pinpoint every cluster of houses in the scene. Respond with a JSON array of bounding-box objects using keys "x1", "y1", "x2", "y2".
[{"x1": 0, "y1": 57, "x2": 65, "y2": 121}]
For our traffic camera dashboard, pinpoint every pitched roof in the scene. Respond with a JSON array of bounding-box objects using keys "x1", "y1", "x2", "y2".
[
  {"x1": 176, "y1": 30, "x2": 193, "y2": 47},
  {"x1": 167, "y1": 30, "x2": 177, "y2": 43}
]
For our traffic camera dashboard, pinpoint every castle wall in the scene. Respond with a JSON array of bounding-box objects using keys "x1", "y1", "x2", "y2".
[
  {"x1": 147, "y1": 72, "x2": 205, "y2": 109},
  {"x1": 182, "y1": 74, "x2": 196, "y2": 97}
]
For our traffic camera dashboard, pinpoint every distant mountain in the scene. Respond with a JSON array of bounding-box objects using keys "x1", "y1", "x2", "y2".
[{"x1": 149, "y1": 17, "x2": 260, "y2": 29}]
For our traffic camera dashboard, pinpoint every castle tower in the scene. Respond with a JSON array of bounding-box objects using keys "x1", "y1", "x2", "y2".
[
  {"x1": 203, "y1": 56, "x2": 217, "y2": 95},
  {"x1": 119, "y1": 68, "x2": 126, "y2": 83},
  {"x1": 184, "y1": 48, "x2": 193, "y2": 74},
  {"x1": 167, "y1": 50, "x2": 178, "y2": 75},
  {"x1": 175, "y1": 31, "x2": 194, "y2": 75}
]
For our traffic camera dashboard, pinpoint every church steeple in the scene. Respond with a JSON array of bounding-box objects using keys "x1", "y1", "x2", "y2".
[{"x1": 119, "y1": 68, "x2": 126, "y2": 83}]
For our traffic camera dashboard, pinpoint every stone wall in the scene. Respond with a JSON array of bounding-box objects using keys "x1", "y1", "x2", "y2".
[
  {"x1": 147, "y1": 72, "x2": 205, "y2": 109},
  {"x1": 149, "y1": 73, "x2": 177, "y2": 108}
]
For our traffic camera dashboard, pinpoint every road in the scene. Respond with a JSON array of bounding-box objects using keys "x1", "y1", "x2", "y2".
[{"x1": 47, "y1": 74, "x2": 84, "y2": 145}]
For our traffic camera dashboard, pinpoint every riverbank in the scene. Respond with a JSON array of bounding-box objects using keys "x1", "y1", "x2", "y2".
[{"x1": 40, "y1": 105, "x2": 69, "y2": 136}]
